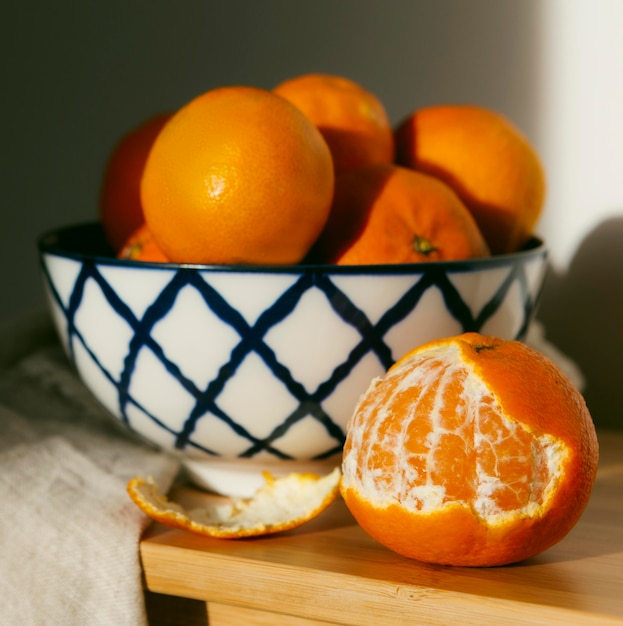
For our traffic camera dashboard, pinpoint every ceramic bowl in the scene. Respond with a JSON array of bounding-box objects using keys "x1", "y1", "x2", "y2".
[{"x1": 37, "y1": 222, "x2": 547, "y2": 496}]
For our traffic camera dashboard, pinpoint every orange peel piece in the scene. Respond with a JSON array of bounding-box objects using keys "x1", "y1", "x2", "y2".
[{"x1": 127, "y1": 468, "x2": 341, "y2": 538}]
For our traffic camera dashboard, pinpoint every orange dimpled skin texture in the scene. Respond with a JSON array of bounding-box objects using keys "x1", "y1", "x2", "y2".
[
  {"x1": 311, "y1": 163, "x2": 489, "y2": 265},
  {"x1": 141, "y1": 86, "x2": 334, "y2": 265},
  {"x1": 395, "y1": 105, "x2": 546, "y2": 255},
  {"x1": 274, "y1": 73, "x2": 394, "y2": 173},
  {"x1": 340, "y1": 333, "x2": 599, "y2": 567}
]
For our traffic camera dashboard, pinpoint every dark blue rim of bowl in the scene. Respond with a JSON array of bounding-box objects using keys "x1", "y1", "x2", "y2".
[{"x1": 37, "y1": 221, "x2": 547, "y2": 275}]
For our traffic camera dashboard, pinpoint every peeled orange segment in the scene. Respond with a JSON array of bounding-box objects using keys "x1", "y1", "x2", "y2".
[{"x1": 127, "y1": 468, "x2": 341, "y2": 538}]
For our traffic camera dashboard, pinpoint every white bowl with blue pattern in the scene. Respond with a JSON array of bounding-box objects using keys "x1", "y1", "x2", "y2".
[{"x1": 38, "y1": 222, "x2": 547, "y2": 496}]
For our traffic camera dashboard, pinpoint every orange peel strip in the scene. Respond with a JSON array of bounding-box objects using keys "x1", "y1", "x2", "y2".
[{"x1": 127, "y1": 468, "x2": 341, "y2": 538}]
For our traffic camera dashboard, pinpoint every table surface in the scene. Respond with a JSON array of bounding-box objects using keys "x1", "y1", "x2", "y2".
[{"x1": 140, "y1": 430, "x2": 623, "y2": 625}]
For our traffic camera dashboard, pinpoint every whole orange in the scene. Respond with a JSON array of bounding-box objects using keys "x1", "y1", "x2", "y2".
[
  {"x1": 309, "y1": 163, "x2": 489, "y2": 265},
  {"x1": 117, "y1": 223, "x2": 170, "y2": 263},
  {"x1": 99, "y1": 113, "x2": 171, "y2": 251},
  {"x1": 394, "y1": 105, "x2": 546, "y2": 255},
  {"x1": 141, "y1": 86, "x2": 334, "y2": 265},
  {"x1": 340, "y1": 333, "x2": 599, "y2": 567},
  {"x1": 274, "y1": 73, "x2": 393, "y2": 173}
]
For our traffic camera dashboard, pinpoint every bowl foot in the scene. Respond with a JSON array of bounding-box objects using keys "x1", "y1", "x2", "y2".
[{"x1": 182, "y1": 457, "x2": 342, "y2": 498}]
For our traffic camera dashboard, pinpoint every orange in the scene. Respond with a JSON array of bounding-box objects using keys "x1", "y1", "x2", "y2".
[
  {"x1": 141, "y1": 86, "x2": 334, "y2": 265},
  {"x1": 274, "y1": 73, "x2": 393, "y2": 173},
  {"x1": 309, "y1": 163, "x2": 489, "y2": 265},
  {"x1": 117, "y1": 223, "x2": 170, "y2": 263},
  {"x1": 340, "y1": 333, "x2": 599, "y2": 567},
  {"x1": 394, "y1": 105, "x2": 546, "y2": 255},
  {"x1": 99, "y1": 113, "x2": 172, "y2": 251},
  {"x1": 127, "y1": 468, "x2": 341, "y2": 538}
]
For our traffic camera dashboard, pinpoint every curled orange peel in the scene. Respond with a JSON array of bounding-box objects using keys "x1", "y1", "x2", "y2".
[{"x1": 127, "y1": 468, "x2": 341, "y2": 538}]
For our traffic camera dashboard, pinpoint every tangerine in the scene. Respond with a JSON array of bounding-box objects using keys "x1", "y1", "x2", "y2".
[
  {"x1": 310, "y1": 163, "x2": 489, "y2": 265},
  {"x1": 274, "y1": 73, "x2": 393, "y2": 173},
  {"x1": 117, "y1": 223, "x2": 170, "y2": 263},
  {"x1": 340, "y1": 333, "x2": 599, "y2": 567},
  {"x1": 141, "y1": 86, "x2": 334, "y2": 265},
  {"x1": 394, "y1": 105, "x2": 546, "y2": 255},
  {"x1": 99, "y1": 113, "x2": 171, "y2": 251}
]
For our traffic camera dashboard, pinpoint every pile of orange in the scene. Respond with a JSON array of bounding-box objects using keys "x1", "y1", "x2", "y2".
[{"x1": 99, "y1": 72, "x2": 546, "y2": 265}]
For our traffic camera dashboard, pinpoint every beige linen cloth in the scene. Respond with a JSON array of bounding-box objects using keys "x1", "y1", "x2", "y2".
[
  {"x1": 0, "y1": 309, "x2": 180, "y2": 626},
  {"x1": 0, "y1": 308, "x2": 583, "y2": 626}
]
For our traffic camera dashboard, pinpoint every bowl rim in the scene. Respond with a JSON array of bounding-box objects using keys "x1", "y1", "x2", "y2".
[{"x1": 38, "y1": 221, "x2": 547, "y2": 275}]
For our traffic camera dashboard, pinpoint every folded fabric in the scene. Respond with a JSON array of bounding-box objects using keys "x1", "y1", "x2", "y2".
[{"x1": 0, "y1": 310, "x2": 180, "y2": 626}]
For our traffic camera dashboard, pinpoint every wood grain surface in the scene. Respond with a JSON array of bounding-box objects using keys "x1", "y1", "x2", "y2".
[{"x1": 140, "y1": 430, "x2": 623, "y2": 625}]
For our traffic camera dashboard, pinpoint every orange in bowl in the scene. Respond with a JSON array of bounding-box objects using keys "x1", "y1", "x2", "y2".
[
  {"x1": 99, "y1": 113, "x2": 171, "y2": 251},
  {"x1": 340, "y1": 333, "x2": 598, "y2": 567},
  {"x1": 394, "y1": 104, "x2": 546, "y2": 255},
  {"x1": 141, "y1": 85, "x2": 334, "y2": 265},
  {"x1": 117, "y1": 223, "x2": 170, "y2": 263},
  {"x1": 310, "y1": 163, "x2": 489, "y2": 265},
  {"x1": 274, "y1": 73, "x2": 394, "y2": 173}
]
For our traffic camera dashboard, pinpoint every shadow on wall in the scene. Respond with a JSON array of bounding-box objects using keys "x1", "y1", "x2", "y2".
[{"x1": 538, "y1": 216, "x2": 623, "y2": 430}]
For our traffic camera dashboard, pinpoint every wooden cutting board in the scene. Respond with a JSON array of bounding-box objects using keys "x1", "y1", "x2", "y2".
[{"x1": 140, "y1": 430, "x2": 623, "y2": 625}]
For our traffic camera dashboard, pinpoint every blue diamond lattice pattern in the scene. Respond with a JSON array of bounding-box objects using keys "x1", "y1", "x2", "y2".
[{"x1": 40, "y1": 251, "x2": 545, "y2": 462}]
